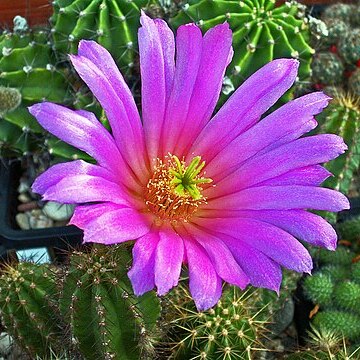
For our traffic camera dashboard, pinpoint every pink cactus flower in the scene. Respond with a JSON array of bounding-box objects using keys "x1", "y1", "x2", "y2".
[{"x1": 29, "y1": 13, "x2": 349, "y2": 310}]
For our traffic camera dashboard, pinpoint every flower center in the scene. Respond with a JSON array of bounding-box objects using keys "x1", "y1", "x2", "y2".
[{"x1": 144, "y1": 154, "x2": 212, "y2": 223}]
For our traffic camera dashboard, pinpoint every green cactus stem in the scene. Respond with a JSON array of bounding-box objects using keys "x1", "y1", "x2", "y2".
[
  {"x1": 303, "y1": 273, "x2": 333, "y2": 307},
  {"x1": 349, "y1": 68, "x2": 360, "y2": 96},
  {"x1": 170, "y1": 0, "x2": 313, "y2": 101},
  {"x1": 315, "y1": 94, "x2": 360, "y2": 195},
  {"x1": 0, "y1": 262, "x2": 66, "y2": 358},
  {"x1": 51, "y1": 0, "x2": 147, "y2": 74},
  {"x1": 60, "y1": 245, "x2": 161, "y2": 360}
]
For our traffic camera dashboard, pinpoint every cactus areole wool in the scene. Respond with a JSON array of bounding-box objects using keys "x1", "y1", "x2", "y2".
[{"x1": 29, "y1": 12, "x2": 349, "y2": 310}]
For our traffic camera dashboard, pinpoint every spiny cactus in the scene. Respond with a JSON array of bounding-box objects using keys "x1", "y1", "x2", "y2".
[
  {"x1": 0, "y1": 29, "x2": 88, "y2": 160},
  {"x1": 337, "y1": 28, "x2": 360, "y2": 66},
  {"x1": 170, "y1": 0, "x2": 313, "y2": 101},
  {"x1": 322, "y1": 3, "x2": 353, "y2": 24},
  {"x1": 60, "y1": 244, "x2": 161, "y2": 360},
  {"x1": 315, "y1": 94, "x2": 360, "y2": 196},
  {"x1": 311, "y1": 52, "x2": 344, "y2": 86},
  {"x1": 0, "y1": 262, "x2": 66, "y2": 358},
  {"x1": 303, "y1": 273, "x2": 333, "y2": 307},
  {"x1": 337, "y1": 215, "x2": 360, "y2": 242},
  {"x1": 51, "y1": 0, "x2": 147, "y2": 74},
  {"x1": 286, "y1": 324, "x2": 360, "y2": 359},
  {"x1": 165, "y1": 284, "x2": 267, "y2": 360},
  {"x1": 349, "y1": 68, "x2": 360, "y2": 96}
]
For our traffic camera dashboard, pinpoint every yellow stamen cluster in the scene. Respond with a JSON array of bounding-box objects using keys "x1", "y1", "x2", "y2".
[{"x1": 144, "y1": 154, "x2": 212, "y2": 223}]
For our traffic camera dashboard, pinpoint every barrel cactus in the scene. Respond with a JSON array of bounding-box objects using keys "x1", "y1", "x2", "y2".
[
  {"x1": 60, "y1": 245, "x2": 161, "y2": 360},
  {"x1": 170, "y1": 0, "x2": 313, "y2": 100},
  {"x1": 311, "y1": 52, "x2": 344, "y2": 86}
]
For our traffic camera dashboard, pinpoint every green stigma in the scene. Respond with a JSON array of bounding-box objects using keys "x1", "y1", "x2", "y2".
[{"x1": 169, "y1": 155, "x2": 213, "y2": 200}]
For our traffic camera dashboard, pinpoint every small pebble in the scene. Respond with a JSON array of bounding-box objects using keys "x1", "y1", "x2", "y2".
[
  {"x1": 17, "y1": 193, "x2": 31, "y2": 204},
  {"x1": 29, "y1": 210, "x2": 53, "y2": 229},
  {"x1": 15, "y1": 213, "x2": 30, "y2": 230},
  {"x1": 42, "y1": 201, "x2": 74, "y2": 222}
]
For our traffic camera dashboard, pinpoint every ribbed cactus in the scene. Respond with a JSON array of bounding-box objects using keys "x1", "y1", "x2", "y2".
[
  {"x1": 315, "y1": 94, "x2": 360, "y2": 195},
  {"x1": 60, "y1": 245, "x2": 161, "y2": 360},
  {"x1": 51, "y1": 0, "x2": 147, "y2": 74},
  {"x1": 165, "y1": 284, "x2": 267, "y2": 360},
  {"x1": 303, "y1": 273, "x2": 333, "y2": 307},
  {"x1": 170, "y1": 0, "x2": 313, "y2": 100},
  {"x1": 0, "y1": 29, "x2": 89, "y2": 160},
  {"x1": 0, "y1": 262, "x2": 66, "y2": 358}
]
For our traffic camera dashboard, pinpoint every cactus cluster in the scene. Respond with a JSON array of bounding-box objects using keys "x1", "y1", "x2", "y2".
[
  {"x1": 51, "y1": 0, "x2": 147, "y2": 75},
  {"x1": 303, "y1": 243, "x2": 360, "y2": 342},
  {"x1": 310, "y1": 3, "x2": 360, "y2": 95},
  {"x1": 170, "y1": 0, "x2": 313, "y2": 101},
  {"x1": 0, "y1": 244, "x2": 161, "y2": 359}
]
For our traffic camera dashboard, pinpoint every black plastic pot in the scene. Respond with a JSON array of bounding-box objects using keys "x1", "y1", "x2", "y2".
[{"x1": 0, "y1": 161, "x2": 83, "y2": 258}]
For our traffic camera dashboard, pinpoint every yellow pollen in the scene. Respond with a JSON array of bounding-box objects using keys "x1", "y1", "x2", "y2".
[{"x1": 144, "y1": 154, "x2": 212, "y2": 222}]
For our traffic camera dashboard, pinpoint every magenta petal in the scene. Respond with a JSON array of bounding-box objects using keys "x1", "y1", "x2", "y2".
[
  {"x1": 229, "y1": 209, "x2": 337, "y2": 250},
  {"x1": 69, "y1": 54, "x2": 147, "y2": 177},
  {"x1": 28, "y1": 103, "x2": 126, "y2": 173},
  {"x1": 174, "y1": 23, "x2": 233, "y2": 155},
  {"x1": 208, "y1": 185, "x2": 350, "y2": 212},
  {"x1": 70, "y1": 203, "x2": 150, "y2": 244},
  {"x1": 154, "y1": 229, "x2": 184, "y2": 296},
  {"x1": 161, "y1": 23, "x2": 202, "y2": 156},
  {"x1": 206, "y1": 134, "x2": 347, "y2": 198},
  {"x1": 191, "y1": 59, "x2": 299, "y2": 160},
  {"x1": 128, "y1": 231, "x2": 160, "y2": 296},
  {"x1": 77, "y1": 40, "x2": 142, "y2": 133},
  {"x1": 32, "y1": 160, "x2": 117, "y2": 195},
  {"x1": 42, "y1": 175, "x2": 131, "y2": 205},
  {"x1": 139, "y1": 13, "x2": 174, "y2": 161},
  {"x1": 221, "y1": 236, "x2": 282, "y2": 292},
  {"x1": 187, "y1": 224, "x2": 249, "y2": 289},
  {"x1": 195, "y1": 217, "x2": 312, "y2": 273},
  {"x1": 205, "y1": 92, "x2": 330, "y2": 178},
  {"x1": 258, "y1": 165, "x2": 332, "y2": 187},
  {"x1": 183, "y1": 236, "x2": 222, "y2": 311}
]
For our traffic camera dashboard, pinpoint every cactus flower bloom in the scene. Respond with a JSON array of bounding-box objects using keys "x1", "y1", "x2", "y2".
[{"x1": 29, "y1": 14, "x2": 349, "y2": 310}]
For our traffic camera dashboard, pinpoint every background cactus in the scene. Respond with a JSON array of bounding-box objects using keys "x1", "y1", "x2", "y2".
[
  {"x1": 314, "y1": 94, "x2": 360, "y2": 196},
  {"x1": 311, "y1": 52, "x2": 344, "y2": 86},
  {"x1": 0, "y1": 262, "x2": 67, "y2": 358},
  {"x1": 0, "y1": 28, "x2": 90, "y2": 160},
  {"x1": 170, "y1": 0, "x2": 313, "y2": 101},
  {"x1": 51, "y1": 0, "x2": 148, "y2": 75},
  {"x1": 60, "y1": 244, "x2": 161, "y2": 360}
]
